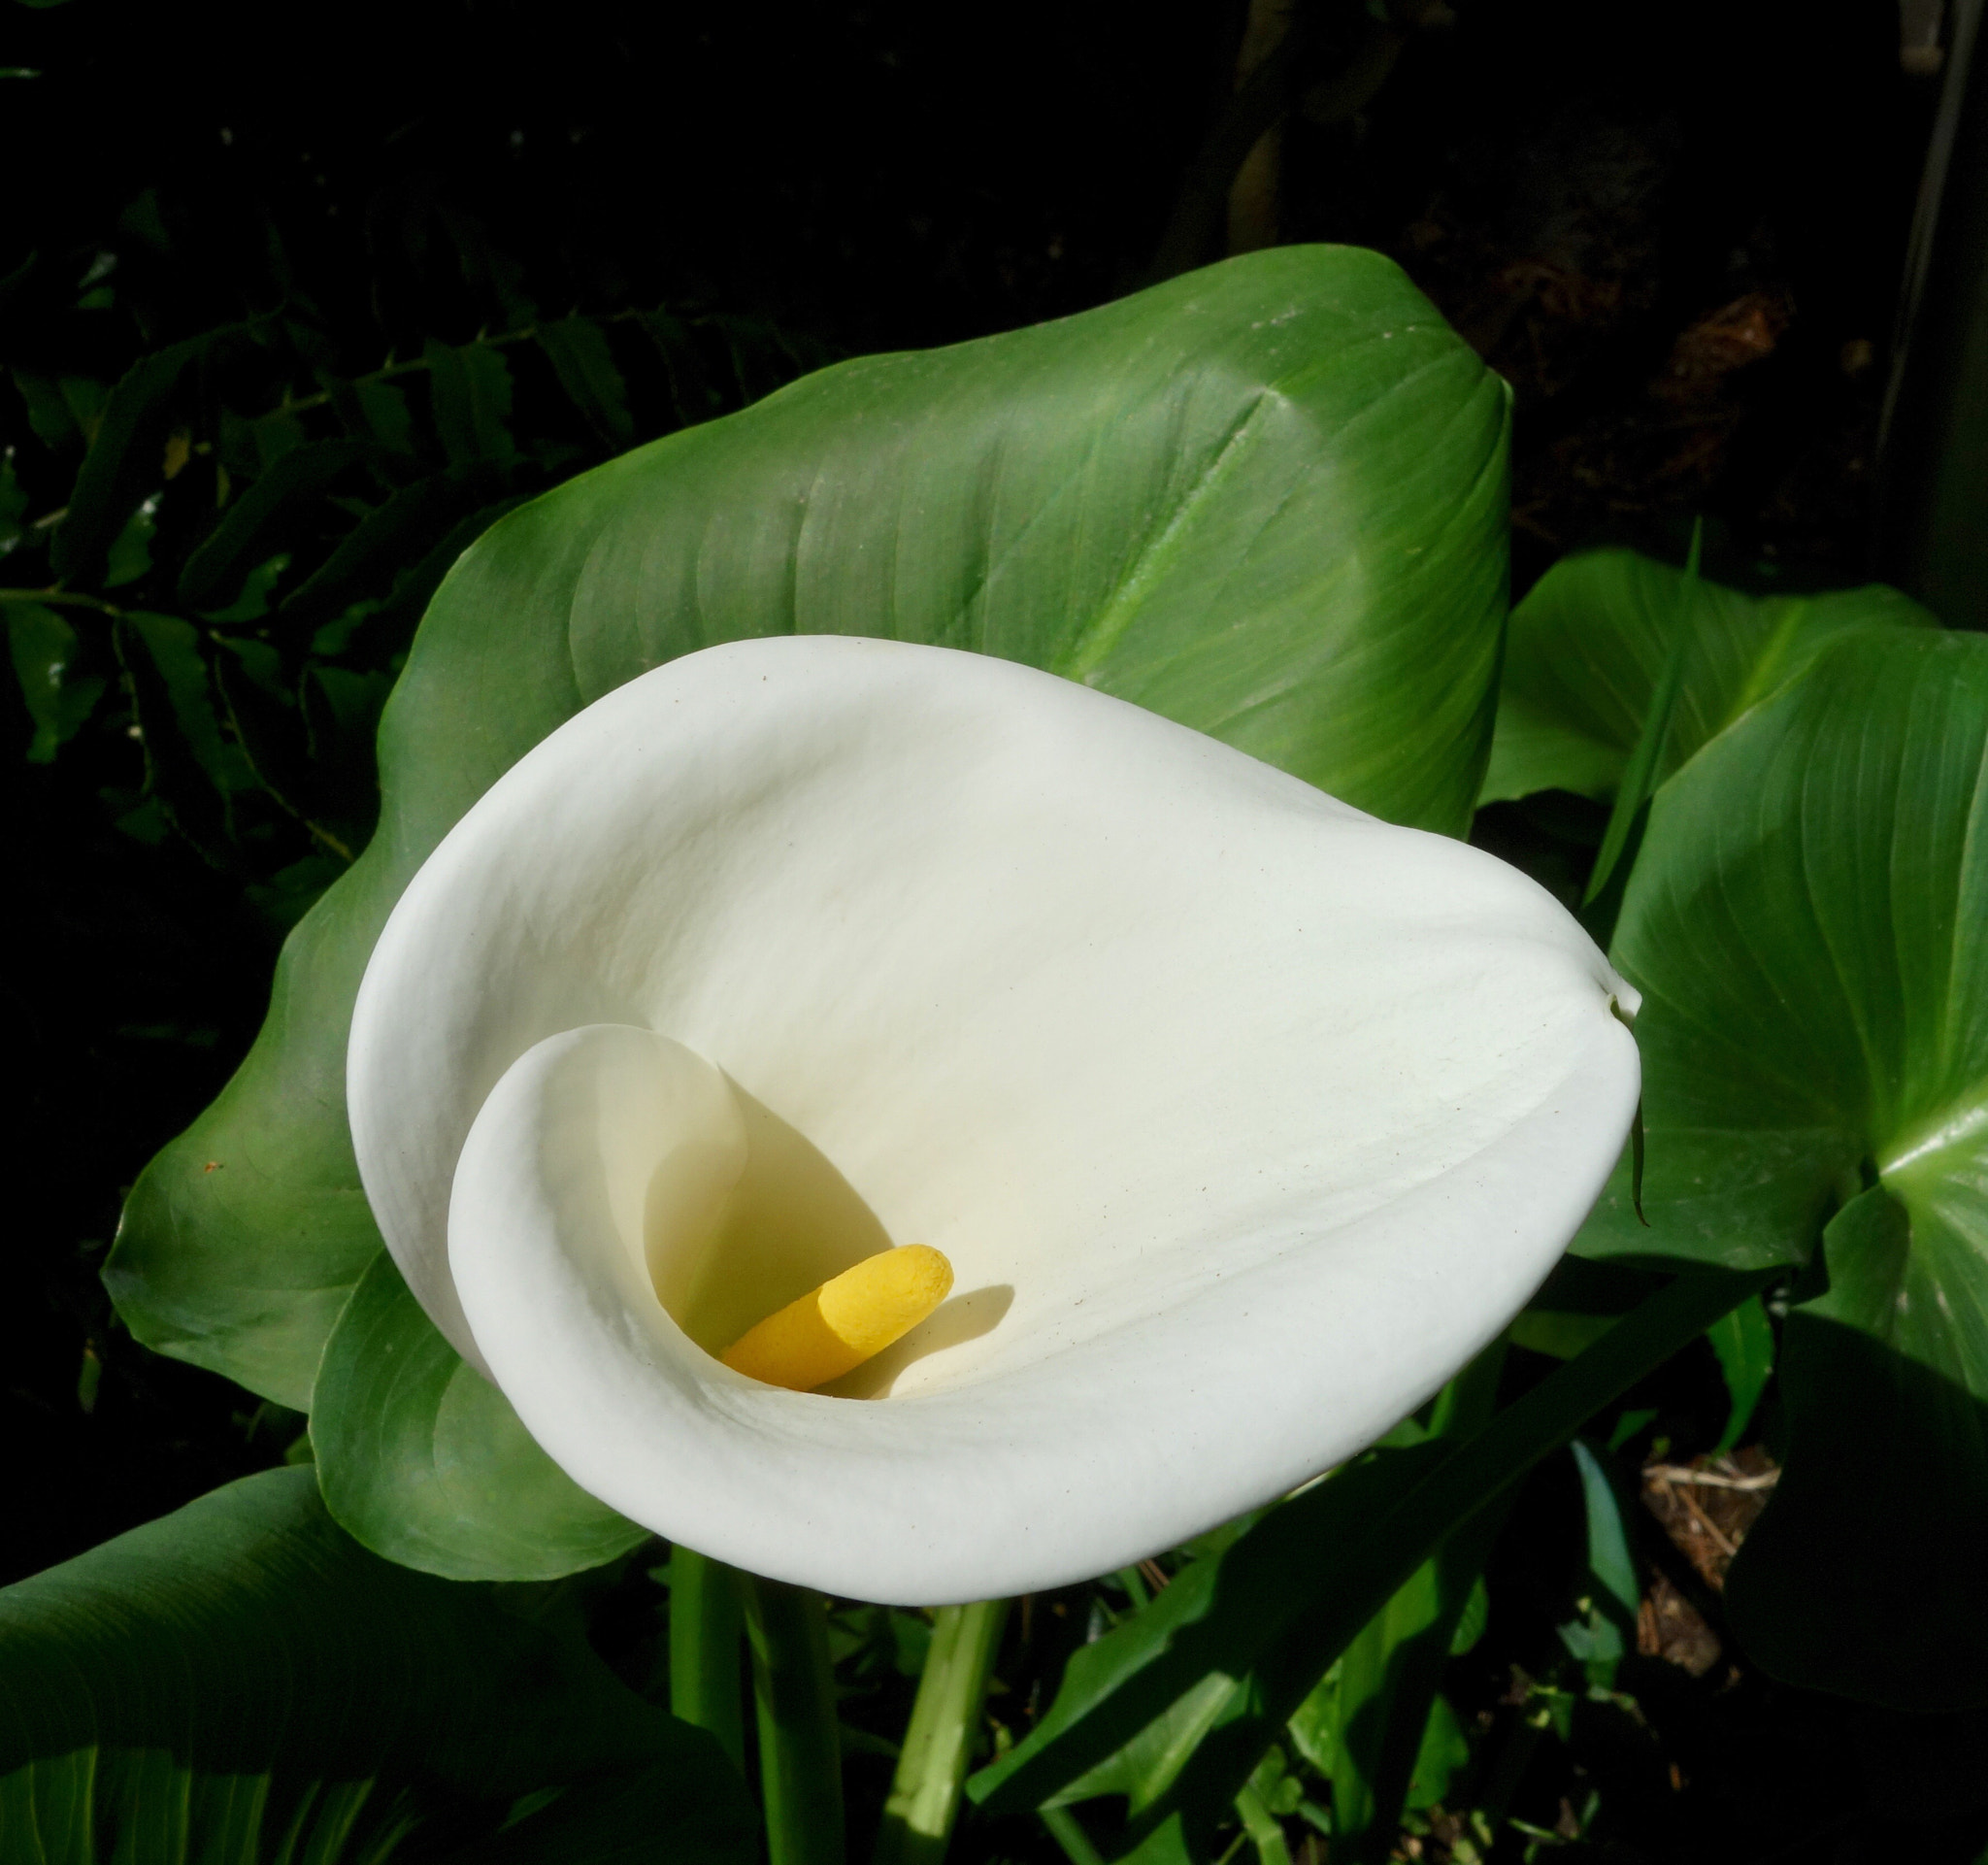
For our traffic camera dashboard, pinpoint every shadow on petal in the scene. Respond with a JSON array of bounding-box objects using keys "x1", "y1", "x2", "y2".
[
  {"x1": 821, "y1": 1284, "x2": 1017, "y2": 1399},
  {"x1": 661, "y1": 1080, "x2": 895, "y2": 1356}
]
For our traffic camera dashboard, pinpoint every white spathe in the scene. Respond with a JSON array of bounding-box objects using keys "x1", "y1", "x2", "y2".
[{"x1": 348, "y1": 636, "x2": 1639, "y2": 1605}]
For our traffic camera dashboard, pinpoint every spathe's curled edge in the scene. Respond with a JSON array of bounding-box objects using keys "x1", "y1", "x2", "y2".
[{"x1": 348, "y1": 635, "x2": 1640, "y2": 1606}]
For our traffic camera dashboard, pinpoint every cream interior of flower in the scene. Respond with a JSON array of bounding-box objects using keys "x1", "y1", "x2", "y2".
[
  {"x1": 350, "y1": 636, "x2": 1640, "y2": 1602},
  {"x1": 512, "y1": 1022, "x2": 954, "y2": 1382}
]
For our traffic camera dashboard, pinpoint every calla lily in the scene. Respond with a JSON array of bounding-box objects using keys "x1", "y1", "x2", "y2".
[{"x1": 348, "y1": 634, "x2": 1639, "y2": 1605}]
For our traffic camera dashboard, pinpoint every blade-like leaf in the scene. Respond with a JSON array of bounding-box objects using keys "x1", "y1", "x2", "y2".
[
  {"x1": 177, "y1": 438, "x2": 371, "y2": 613},
  {"x1": 1574, "y1": 629, "x2": 1988, "y2": 1707},
  {"x1": 275, "y1": 470, "x2": 494, "y2": 633},
  {"x1": 1581, "y1": 522, "x2": 1700, "y2": 916},
  {"x1": 0, "y1": 1468, "x2": 753, "y2": 1865},
  {"x1": 108, "y1": 240, "x2": 1511, "y2": 1525},
  {"x1": 1706, "y1": 1294, "x2": 1774, "y2": 1453},
  {"x1": 968, "y1": 1268, "x2": 1769, "y2": 1841},
  {"x1": 1554, "y1": 1439, "x2": 1639, "y2": 1688},
  {"x1": 423, "y1": 340, "x2": 520, "y2": 469},
  {"x1": 1302, "y1": 1351, "x2": 1508, "y2": 1864},
  {"x1": 115, "y1": 612, "x2": 239, "y2": 868},
  {"x1": 5, "y1": 600, "x2": 105, "y2": 761},
  {"x1": 52, "y1": 329, "x2": 241, "y2": 584},
  {"x1": 1480, "y1": 549, "x2": 1936, "y2": 808}
]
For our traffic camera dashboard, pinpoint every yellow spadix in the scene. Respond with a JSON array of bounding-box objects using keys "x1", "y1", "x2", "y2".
[{"x1": 720, "y1": 1245, "x2": 954, "y2": 1391}]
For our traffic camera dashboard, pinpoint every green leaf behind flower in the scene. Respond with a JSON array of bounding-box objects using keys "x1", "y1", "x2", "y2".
[
  {"x1": 313, "y1": 1252, "x2": 648, "y2": 1581},
  {"x1": 0, "y1": 1467, "x2": 752, "y2": 1863},
  {"x1": 1480, "y1": 548, "x2": 1936, "y2": 808},
  {"x1": 1574, "y1": 628, "x2": 1988, "y2": 1707}
]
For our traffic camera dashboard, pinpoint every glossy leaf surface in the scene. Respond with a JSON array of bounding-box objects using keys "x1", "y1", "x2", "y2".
[
  {"x1": 107, "y1": 248, "x2": 1510, "y2": 1571},
  {"x1": 0, "y1": 1468, "x2": 752, "y2": 1864},
  {"x1": 1574, "y1": 630, "x2": 1988, "y2": 1706},
  {"x1": 1481, "y1": 548, "x2": 1936, "y2": 807},
  {"x1": 312, "y1": 1251, "x2": 647, "y2": 1580}
]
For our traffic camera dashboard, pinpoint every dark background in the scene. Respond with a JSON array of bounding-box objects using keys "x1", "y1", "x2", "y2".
[{"x1": 2, "y1": 2, "x2": 1968, "y2": 1858}]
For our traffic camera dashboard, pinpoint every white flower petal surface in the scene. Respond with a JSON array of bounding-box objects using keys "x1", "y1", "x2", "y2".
[{"x1": 348, "y1": 636, "x2": 1639, "y2": 1603}]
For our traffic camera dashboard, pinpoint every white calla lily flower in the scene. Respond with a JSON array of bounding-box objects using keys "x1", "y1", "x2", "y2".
[{"x1": 348, "y1": 636, "x2": 1639, "y2": 1605}]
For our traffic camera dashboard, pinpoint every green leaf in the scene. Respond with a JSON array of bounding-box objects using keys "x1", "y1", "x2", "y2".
[
  {"x1": 6, "y1": 600, "x2": 104, "y2": 760},
  {"x1": 1480, "y1": 549, "x2": 1938, "y2": 808},
  {"x1": 0, "y1": 446, "x2": 27, "y2": 555},
  {"x1": 537, "y1": 316, "x2": 635, "y2": 450},
  {"x1": 968, "y1": 1268, "x2": 1768, "y2": 1848},
  {"x1": 313, "y1": 1250, "x2": 647, "y2": 1580},
  {"x1": 1553, "y1": 1439, "x2": 1638, "y2": 1688},
  {"x1": 115, "y1": 612, "x2": 239, "y2": 866},
  {"x1": 1404, "y1": 1694, "x2": 1469, "y2": 1814},
  {"x1": 1706, "y1": 1293, "x2": 1773, "y2": 1452},
  {"x1": 1447, "y1": 1574, "x2": 1488, "y2": 1656},
  {"x1": 276, "y1": 470, "x2": 495, "y2": 630},
  {"x1": 1576, "y1": 521, "x2": 1701, "y2": 947},
  {"x1": 1575, "y1": 629, "x2": 1987, "y2": 1272},
  {"x1": 109, "y1": 247, "x2": 1510, "y2": 1552},
  {"x1": 178, "y1": 438, "x2": 370, "y2": 612},
  {"x1": 354, "y1": 379, "x2": 417, "y2": 455},
  {"x1": 202, "y1": 551, "x2": 291, "y2": 626},
  {"x1": 0, "y1": 1467, "x2": 753, "y2": 1865},
  {"x1": 100, "y1": 495, "x2": 156, "y2": 588},
  {"x1": 345, "y1": 491, "x2": 535, "y2": 650},
  {"x1": 423, "y1": 340, "x2": 520, "y2": 469},
  {"x1": 213, "y1": 637, "x2": 318, "y2": 834},
  {"x1": 1573, "y1": 628, "x2": 1988, "y2": 1707},
  {"x1": 1305, "y1": 1350, "x2": 1507, "y2": 1862},
  {"x1": 53, "y1": 329, "x2": 240, "y2": 585},
  {"x1": 638, "y1": 310, "x2": 725, "y2": 423},
  {"x1": 11, "y1": 368, "x2": 90, "y2": 455}
]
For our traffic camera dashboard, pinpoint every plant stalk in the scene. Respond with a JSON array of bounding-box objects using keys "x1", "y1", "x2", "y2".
[
  {"x1": 669, "y1": 1546, "x2": 746, "y2": 1774},
  {"x1": 873, "y1": 1598, "x2": 1011, "y2": 1865},
  {"x1": 742, "y1": 1573, "x2": 847, "y2": 1865}
]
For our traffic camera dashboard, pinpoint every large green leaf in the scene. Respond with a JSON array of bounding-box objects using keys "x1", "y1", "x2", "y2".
[
  {"x1": 1574, "y1": 629, "x2": 1988, "y2": 1706},
  {"x1": 105, "y1": 246, "x2": 1510, "y2": 1569},
  {"x1": 0, "y1": 1468, "x2": 754, "y2": 1864},
  {"x1": 1575, "y1": 629, "x2": 1987, "y2": 1269},
  {"x1": 1480, "y1": 548, "x2": 1936, "y2": 807}
]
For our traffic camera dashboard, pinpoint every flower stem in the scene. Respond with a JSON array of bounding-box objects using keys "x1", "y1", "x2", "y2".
[
  {"x1": 873, "y1": 1598, "x2": 1011, "y2": 1865},
  {"x1": 741, "y1": 1574, "x2": 846, "y2": 1865},
  {"x1": 669, "y1": 1546, "x2": 746, "y2": 1773}
]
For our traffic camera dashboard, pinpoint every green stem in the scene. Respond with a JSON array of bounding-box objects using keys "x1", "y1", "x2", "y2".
[
  {"x1": 669, "y1": 1547, "x2": 746, "y2": 1774},
  {"x1": 741, "y1": 1574, "x2": 846, "y2": 1865},
  {"x1": 873, "y1": 1598, "x2": 1010, "y2": 1865}
]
